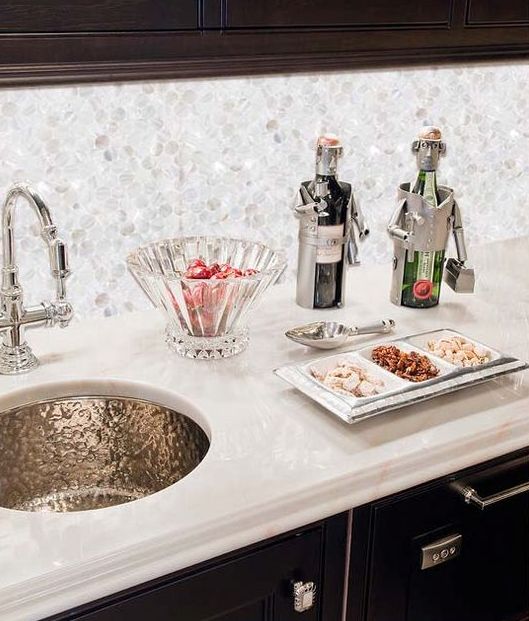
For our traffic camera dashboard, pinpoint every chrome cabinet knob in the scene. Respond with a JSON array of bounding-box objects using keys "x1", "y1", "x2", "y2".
[{"x1": 293, "y1": 580, "x2": 316, "y2": 613}]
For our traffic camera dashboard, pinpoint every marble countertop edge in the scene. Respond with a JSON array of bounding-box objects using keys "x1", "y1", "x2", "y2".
[{"x1": 2, "y1": 396, "x2": 529, "y2": 620}]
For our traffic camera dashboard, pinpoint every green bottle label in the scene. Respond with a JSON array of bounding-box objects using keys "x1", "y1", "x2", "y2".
[
  {"x1": 401, "y1": 249, "x2": 445, "y2": 308},
  {"x1": 417, "y1": 251, "x2": 435, "y2": 281}
]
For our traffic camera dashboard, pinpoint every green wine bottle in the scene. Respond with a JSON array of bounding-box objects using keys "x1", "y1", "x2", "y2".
[{"x1": 401, "y1": 127, "x2": 446, "y2": 308}]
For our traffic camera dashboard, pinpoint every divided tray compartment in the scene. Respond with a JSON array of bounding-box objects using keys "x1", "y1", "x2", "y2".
[
  {"x1": 356, "y1": 340, "x2": 456, "y2": 385},
  {"x1": 275, "y1": 328, "x2": 529, "y2": 424},
  {"x1": 404, "y1": 329, "x2": 502, "y2": 368},
  {"x1": 304, "y1": 351, "x2": 408, "y2": 404}
]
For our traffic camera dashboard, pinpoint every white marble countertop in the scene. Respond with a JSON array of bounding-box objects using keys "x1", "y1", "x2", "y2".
[{"x1": 0, "y1": 237, "x2": 528, "y2": 620}]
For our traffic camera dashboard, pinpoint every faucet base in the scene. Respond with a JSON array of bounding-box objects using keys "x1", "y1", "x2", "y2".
[{"x1": 0, "y1": 343, "x2": 39, "y2": 375}]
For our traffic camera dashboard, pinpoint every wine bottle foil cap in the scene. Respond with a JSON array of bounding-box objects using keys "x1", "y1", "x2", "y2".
[
  {"x1": 317, "y1": 134, "x2": 342, "y2": 148},
  {"x1": 418, "y1": 126, "x2": 442, "y2": 141}
]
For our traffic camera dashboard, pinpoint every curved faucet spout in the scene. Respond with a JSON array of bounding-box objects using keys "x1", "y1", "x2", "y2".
[
  {"x1": 3, "y1": 184, "x2": 55, "y2": 270},
  {"x1": 0, "y1": 183, "x2": 73, "y2": 374}
]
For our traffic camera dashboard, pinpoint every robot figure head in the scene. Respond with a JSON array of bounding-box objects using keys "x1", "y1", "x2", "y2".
[{"x1": 412, "y1": 126, "x2": 446, "y2": 171}]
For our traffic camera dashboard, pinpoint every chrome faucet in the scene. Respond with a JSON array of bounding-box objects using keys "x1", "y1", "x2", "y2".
[{"x1": 0, "y1": 183, "x2": 73, "y2": 374}]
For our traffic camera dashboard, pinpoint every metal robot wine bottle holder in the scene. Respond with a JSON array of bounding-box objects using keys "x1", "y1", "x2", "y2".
[
  {"x1": 293, "y1": 136, "x2": 369, "y2": 310},
  {"x1": 388, "y1": 129, "x2": 476, "y2": 307}
]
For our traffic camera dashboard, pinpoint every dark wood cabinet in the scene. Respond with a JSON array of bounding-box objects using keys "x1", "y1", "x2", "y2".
[
  {"x1": 221, "y1": 0, "x2": 450, "y2": 30},
  {"x1": 0, "y1": 0, "x2": 527, "y2": 85},
  {"x1": 46, "y1": 513, "x2": 348, "y2": 621},
  {"x1": 0, "y1": 1, "x2": 199, "y2": 33},
  {"x1": 70, "y1": 529, "x2": 321, "y2": 621},
  {"x1": 347, "y1": 448, "x2": 529, "y2": 621},
  {"x1": 466, "y1": 1, "x2": 529, "y2": 25}
]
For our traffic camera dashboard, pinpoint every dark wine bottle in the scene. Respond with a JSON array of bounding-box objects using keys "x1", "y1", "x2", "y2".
[
  {"x1": 401, "y1": 126, "x2": 446, "y2": 308},
  {"x1": 307, "y1": 135, "x2": 349, "y2": 308}
]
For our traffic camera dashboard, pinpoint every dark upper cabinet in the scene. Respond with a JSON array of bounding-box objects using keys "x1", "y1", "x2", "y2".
[
  {"x1": 0, "y1": 1, "x2": 527, "y2": 90},
  {"x1": 222, "y1": 0, "x2": 450, "y2": 29},
  {"x1": 466, "y1": 0, "x2": 529, "y2": 25},
  {"x1": 0, "y1": 1, "x2": 199, "y2": 33}
]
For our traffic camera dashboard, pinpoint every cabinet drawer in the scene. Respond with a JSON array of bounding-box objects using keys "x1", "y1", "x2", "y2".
[
  {"x1": 53, "y1": 529, "x2": 324, "y2": 620},
  {"x1": 224, "y1": 0, "x2": 451, "y2": 30},
  {"x1": 0, "y1": 1, "x2": 199, "y2": 33},
  {"x1": 466, "y1": 0, "x2": 529, "y2": 25}
]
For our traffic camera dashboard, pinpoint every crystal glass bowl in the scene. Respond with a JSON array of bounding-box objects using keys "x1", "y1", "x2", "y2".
[{"x1": 127, "y1": 237, "x2": 286, "y2": 359}]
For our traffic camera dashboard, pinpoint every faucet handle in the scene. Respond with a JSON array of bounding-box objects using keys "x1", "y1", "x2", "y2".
[
  {"x1": 47, "y1": 238, "x2": 72, "y2": 325},
  {"x1": 47, "y1": 299, "x2": 73, "y2": 328},
  {"x1": 50, "y1": 239, "x2": 70, "y2": 279},
  {"x1": 49, "y1": 238, "x2": 72, "y2": 303}
]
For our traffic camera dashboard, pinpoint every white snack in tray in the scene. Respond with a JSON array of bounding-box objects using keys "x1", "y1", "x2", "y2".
[
  {"x1": 311, "y1": 360, "x2": 384, "y2": 398},
  {"x1": 427, "y1": 335, "x2": 491, "y2": 367}
]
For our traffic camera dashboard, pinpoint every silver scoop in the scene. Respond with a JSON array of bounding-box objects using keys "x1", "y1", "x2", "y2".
[{"x1": 285, "y1": 318, "x2": 395, "y2": 350}]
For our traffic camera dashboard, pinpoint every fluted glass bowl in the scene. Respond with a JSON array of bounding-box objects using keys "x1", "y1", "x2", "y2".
[{"x1": 127, "y1": 237, "x2": 286, "y2": 359}]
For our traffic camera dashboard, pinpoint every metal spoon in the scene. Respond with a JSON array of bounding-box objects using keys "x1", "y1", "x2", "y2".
[{"x1": 285, "y1": 318, "x2": 395, "y2": 350}]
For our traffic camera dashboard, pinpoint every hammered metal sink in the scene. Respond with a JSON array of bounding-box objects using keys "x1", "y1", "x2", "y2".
[{"x1": 0, "y1": 395, "x2": 210, "y2": 512}]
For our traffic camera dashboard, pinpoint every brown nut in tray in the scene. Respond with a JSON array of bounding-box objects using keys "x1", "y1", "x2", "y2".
[{"x1": 372, "y1": 345, "x2": 439, "y2": 382}]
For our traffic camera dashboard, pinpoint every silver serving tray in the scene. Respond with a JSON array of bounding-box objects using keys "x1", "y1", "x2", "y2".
[{"x1": 274, "y1": 328, "x2": 529, "y2": 424}]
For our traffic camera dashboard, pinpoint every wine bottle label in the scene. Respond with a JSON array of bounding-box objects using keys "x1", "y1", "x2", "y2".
[
  {"x1": 401, "y1": 249, "x2": 445, "y2": 306},
  {"x1": 317, "y1": 225, "x2": 344, "y2": 264},
  {"x1": 417, "y1": 251, "x2": 435, "y2": 281}
]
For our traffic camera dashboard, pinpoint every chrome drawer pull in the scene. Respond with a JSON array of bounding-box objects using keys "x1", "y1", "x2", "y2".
[
  {"x1": 421, "y1": 533, "x2": 462, "y2": 570},
  {"x1": 451, "y1": 480, "x2": 529, "y2": 510}
]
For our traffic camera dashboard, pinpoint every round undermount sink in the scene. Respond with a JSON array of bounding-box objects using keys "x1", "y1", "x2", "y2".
[{"x1": 0, "y1": 395, "x2": 210, "y2": 512}]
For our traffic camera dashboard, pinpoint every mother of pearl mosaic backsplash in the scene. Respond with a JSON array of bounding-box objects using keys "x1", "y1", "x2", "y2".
[{"x1": 0, "y1": 61, "x2": 528, "y2": 318}]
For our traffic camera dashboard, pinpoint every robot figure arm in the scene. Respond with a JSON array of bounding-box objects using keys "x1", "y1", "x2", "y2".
[
  {"x1": 450, "y1": 199, "x2": 469, "y2": 264},
  {"x1": 293, "y1": 184, "x2": 328, "y2": 217},
  {"x1": 346, "y1": 190, "x2": 369, "y2": 265},
  {"x1": 350, "y1": 193, "x2": 370, "y2": 239},
  {"x1": 388, "y1": 199, "x2": 415, "y2": 245}
]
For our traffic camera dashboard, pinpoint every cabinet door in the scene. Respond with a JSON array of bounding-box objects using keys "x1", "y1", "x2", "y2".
[
  {"x1": 453, "y1": 455, "x2": 529, "y2": 621},
  {"x1": 352, "y1": 485, "x2": 465, "y2": 621},
  {"x1": 65, "y1": 529, "x2": 323, "y2": 621},
  {"x1": 0, "y1": 1, "x2": 199, "y2": 33},
  {"x1": 347, "y1": 450, "x2": 529, "y2": 621},
  {"x1": 466, "y1": 0, "x2": 529, "y2": 25},
  {"x1": 223, "y1": 0, "x2": 450, "y2": 29}
]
